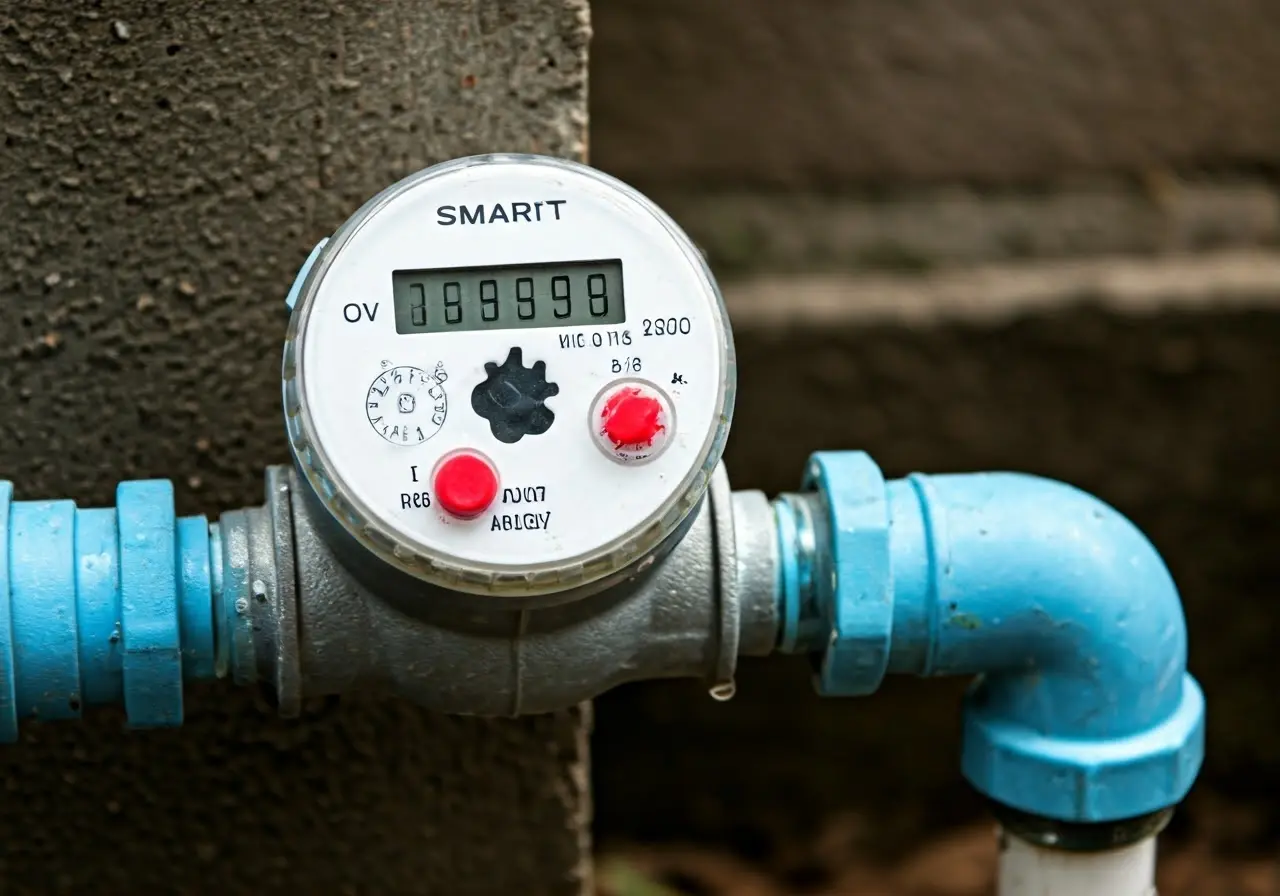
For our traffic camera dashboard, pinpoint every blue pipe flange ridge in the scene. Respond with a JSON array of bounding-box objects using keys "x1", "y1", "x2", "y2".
[
  {"x1": 0, "y1": 484, "x2": 18, "y2": 741},
  {"x1": 117, "y1": 480, "x2": 184, "y2": 728},
  {"x1": 76, "y1": 508, "x2": 125, "y2": 706},
  {"x1": 10, "y1": 499, "x2": 82, "y2": 723},
  {"x1": 802, "y1": 452, "x2": 893, "y2": 696},
  {"x1": 177, "y1": 515, "x2": 215, "y2": 681}
]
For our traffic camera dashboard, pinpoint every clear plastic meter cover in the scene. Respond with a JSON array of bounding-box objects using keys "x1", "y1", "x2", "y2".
[{"x1": 284, "y1": 155, "x2": 735, "y2": 598}]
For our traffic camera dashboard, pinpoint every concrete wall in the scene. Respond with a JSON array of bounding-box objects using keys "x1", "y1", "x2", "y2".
[
  {"x1": 0, "y1": 3, "x2": 591, "y2": 892},
  {"x1": 588, "y1": 0, "x2": 1280, "y2": 861},
  {"x1": 592, "y1": 0, "x2": 1280, "y2": 190}
]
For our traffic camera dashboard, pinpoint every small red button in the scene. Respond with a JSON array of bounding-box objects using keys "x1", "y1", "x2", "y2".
[
  {"x1": 601, "y1": 387, "x2": 664, "y2": 447},
  {"x1": 433, "y1": 453, "x2": 499, "y2": 518}
]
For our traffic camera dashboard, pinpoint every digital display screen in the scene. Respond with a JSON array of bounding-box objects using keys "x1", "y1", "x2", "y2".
[{"x1": 392, "y1": 259, "x2": 625, "y2": 334}]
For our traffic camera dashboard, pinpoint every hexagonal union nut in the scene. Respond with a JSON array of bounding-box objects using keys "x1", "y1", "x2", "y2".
[
  {"x1": 801, "y1": 452, "x2": 894, "y2": 698},
  {"x1": 960, "y1": 672, "x2": 1206, "y2": 823}
]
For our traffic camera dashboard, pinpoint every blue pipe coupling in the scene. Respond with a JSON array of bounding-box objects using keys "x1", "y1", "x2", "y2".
[
  {"x1": 774, "y1": 452, "x2": 1206, "y2": 824},
  {"x1": 0, "y1": 480, "x2": 217, "y2": 740}
]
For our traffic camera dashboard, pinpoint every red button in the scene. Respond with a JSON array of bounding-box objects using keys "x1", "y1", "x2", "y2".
[
  {"x1": 433, "y1": 453, "x2": 499, "y2": 518},
  {"x1": 601, "y1": 387, "x2": 664, "y2": 447}
]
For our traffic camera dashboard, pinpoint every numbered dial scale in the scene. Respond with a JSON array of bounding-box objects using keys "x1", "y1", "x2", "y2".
[{"x1": 283, "y1": 155, "x2": 735, "y2": 597}]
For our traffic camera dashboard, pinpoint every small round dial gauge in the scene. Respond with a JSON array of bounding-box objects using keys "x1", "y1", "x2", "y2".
[
  {"x1": 284, "y1": 154, "x2": 736, "y2": 599},
  {"x1": 365, "y1": 365, "x2": 448, "y2": 445}
]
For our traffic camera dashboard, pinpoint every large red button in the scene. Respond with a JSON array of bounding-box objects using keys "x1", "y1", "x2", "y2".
[
  {"x1": 601, "y1": 387, "x2": 664, "y2": 447},
  {"x1": 589, "y1": 381, "x2": 675, "y2": 464},
  {"x1": 433, "y1": 452, "x2": 499, "y2": 518}
]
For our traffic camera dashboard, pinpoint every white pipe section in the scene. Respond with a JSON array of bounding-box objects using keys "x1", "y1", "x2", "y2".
[{"x1": 998, "y1": 831, "x2": 1157, "y2": 896}]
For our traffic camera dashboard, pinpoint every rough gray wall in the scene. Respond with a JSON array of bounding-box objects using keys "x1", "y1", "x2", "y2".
[
  {"x1": 0, "y1": 2, "x2": 592, "y2": 893},
  {"x1": 592, "y1": 0, "x2": 1280, "y2": 189},
  {"x1": 656, "y1": 183, "x2": 1280, "y2": 278}
]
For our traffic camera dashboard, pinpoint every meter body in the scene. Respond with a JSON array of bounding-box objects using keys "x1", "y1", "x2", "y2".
[{"x1": 283, "y1": 155, "x2": 735, "y2": 600}]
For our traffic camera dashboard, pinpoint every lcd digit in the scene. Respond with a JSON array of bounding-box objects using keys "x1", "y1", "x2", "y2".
[{"x1": 392, "y1": 259, "x2": 625, "y2": 334}]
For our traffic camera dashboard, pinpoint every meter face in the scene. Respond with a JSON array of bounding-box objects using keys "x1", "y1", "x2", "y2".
[{"x1": 285, "y1": 155, "x2": 734, "y2": 596}]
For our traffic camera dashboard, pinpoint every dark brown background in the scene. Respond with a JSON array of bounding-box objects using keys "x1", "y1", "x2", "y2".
[
  {"x1": 592, "y1": 0, "x2": 1280, "y2": 190},
  {"x1": 587, "y1": 0, "x2": 1280, "y2": 872}
]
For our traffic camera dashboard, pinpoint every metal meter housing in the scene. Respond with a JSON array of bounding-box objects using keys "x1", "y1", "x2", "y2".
[{"x1": 283, "y1": 154, "x2": 735, "y2": 600}]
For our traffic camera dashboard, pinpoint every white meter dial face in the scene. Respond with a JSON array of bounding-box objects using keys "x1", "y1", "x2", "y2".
[{"x1": 284, "y1": 155, "x2": 735, "y2": 597}]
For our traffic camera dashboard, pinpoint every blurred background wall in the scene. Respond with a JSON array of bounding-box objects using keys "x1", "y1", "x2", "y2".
[{"x1": 587, "y1": 0, "x2": 1280, "y2": 874}]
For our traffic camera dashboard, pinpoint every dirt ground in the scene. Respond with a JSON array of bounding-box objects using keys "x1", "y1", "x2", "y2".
[
  {"x1": 598, "y1": 791, "x2": 1278, "y2": 895},
  {"x1": 599, "y1": 819, "x2": 1277, "y2": 895}
]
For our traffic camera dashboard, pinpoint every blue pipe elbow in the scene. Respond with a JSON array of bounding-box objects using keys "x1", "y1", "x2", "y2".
[
  {"x1": 0, "y1": 480, "x2": 217, "y2": 741},
  {"x1": 777, "y1": 451, "x2": 1206, "y2": 823}
]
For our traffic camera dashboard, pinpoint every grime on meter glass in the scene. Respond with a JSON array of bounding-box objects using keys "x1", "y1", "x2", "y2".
[{"x1": 283, "y1": 155, "x2": 735, "y2": 598}]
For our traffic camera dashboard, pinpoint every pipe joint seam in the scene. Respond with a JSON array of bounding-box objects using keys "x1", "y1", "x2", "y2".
[{"x1": 798, "y1": 452, "x2": 893, "y2": 696}]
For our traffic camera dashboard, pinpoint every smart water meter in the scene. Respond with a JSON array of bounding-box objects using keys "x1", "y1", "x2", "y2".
[{"x1": 283, "y1": 155, "x2": 735, "y2": 598}]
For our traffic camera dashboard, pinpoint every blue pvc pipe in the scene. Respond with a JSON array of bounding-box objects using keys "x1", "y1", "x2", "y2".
[
  {"x1": 886, "y1": 473, "x2": 1186, "y2": 734},
  {"x1": 779, "y1": 452, "x2": 1205, "y2": 823},
  {"x1": 10, "y1": 499, "x2": 80, "y2": 722},
  {"x1": 77, "y1": 508, "x2": 125, "y2": 706},
  {"x1": 0, "y1": 480, "x2": 217, "y2": 741}
]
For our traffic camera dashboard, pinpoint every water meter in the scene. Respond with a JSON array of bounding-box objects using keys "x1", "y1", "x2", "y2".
[
  {"x1": 0, "y1": 151, "x2": 1206, "y2": 895},
  {"x1": 282, "y1": 154, "x2": 735, "y2": 599}
]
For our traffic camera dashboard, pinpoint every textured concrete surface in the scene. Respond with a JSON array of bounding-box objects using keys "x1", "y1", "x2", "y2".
[
  {"x1": 594, "y1": 263, "x2": 1280, "y2": 853},
  {"x1": 591, "y1": 0, "x2": 1280, "y2": 189},
  {"x1": 662, "y1": 181, "x2": 1280, "y2": 278},
  {"x1": 723, "y1": 250, "x2": 1280, "y2": 324},
  {"x1": 0, "y1": 2, "x2": 591, "y2": 892},
  {"x1": 1, "y1": 693, "x2": 592, "y2": 894}
]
